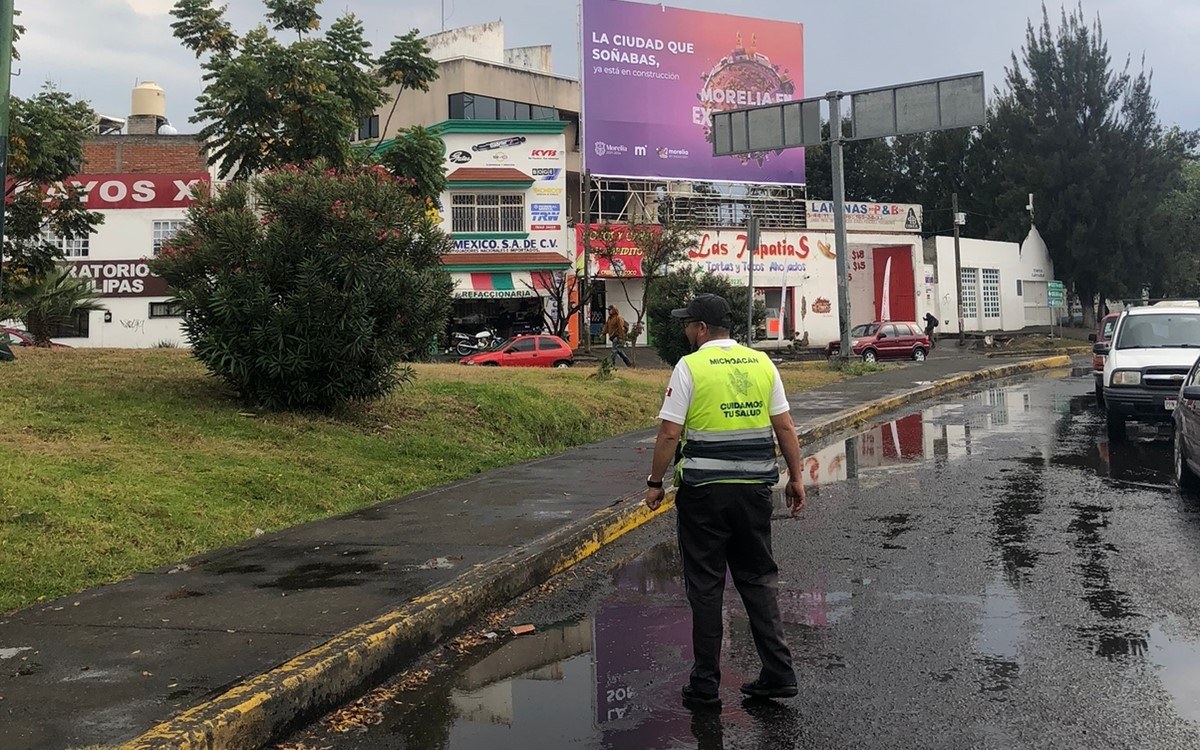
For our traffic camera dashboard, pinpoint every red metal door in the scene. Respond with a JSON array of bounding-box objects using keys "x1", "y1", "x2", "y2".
[{"x1": 873, "y1": 246, "x2": 916, "y2": 322}]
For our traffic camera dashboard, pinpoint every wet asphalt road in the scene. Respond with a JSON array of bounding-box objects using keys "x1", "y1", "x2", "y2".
[{"x1": 280, "y1": 372, "x2": 1200, "y2": 750}]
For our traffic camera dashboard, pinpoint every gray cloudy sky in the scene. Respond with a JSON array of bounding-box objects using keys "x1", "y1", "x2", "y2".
[{"x1": 14, "y1": 0, "x2": 1199, "y2": 130}]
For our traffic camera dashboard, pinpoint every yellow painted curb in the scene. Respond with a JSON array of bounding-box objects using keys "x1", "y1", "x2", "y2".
[{"x1": 118, "y1": 354, "x2": 1070, "y2": 750}]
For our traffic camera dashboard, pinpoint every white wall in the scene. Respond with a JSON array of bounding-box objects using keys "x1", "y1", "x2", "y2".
[
  {"x1": 425, "y1": 21, "x2": 505, "y2": 64},
  {"x1": 932, "y1": 230, "x2": 1054, "y2": 333},
  {"x1": 61, "y1": 207, "x2": 190, "y2": 348}
]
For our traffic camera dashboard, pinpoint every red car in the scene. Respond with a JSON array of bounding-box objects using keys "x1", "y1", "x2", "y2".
[
  {"x1": 825, "y1": 322, "x2": 931, "y2": 362},
  {"x1": 460, "y1": 334, "x2": 574, "y2": 368},
  {"x1": 1088, "y1": 312, "x2": 1120, "y2": 407},
  {"x1": 1, "y1": 327, "x2": 73, "y2": 349}
]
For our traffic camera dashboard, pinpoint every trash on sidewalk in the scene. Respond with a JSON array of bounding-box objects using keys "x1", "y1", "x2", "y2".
[
  {"x1": 510, "y1": 624, "x2": 536, "y2": 636},
  {"x1": 483, "y1": 631, "x2": 498, "y2": 640},
  {"x1": 417, "y1": 557, "x2": 456, "y2": 570}
]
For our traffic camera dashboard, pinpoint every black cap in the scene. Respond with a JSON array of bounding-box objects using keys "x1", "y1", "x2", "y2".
[{"x1": 671, "y1": 293, "x2": 732, "y2": 328}]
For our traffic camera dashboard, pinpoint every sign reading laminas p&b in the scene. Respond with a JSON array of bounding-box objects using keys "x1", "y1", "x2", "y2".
[{"x1": 582, "y1": 0, "x2": 805, "y2": 184}]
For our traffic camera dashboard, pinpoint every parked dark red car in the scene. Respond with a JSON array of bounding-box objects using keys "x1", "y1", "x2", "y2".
[
  {"x1": 1088, "y1": 312, "x2": 1120, "y2": 406},
  {"x1": 460, "y1": 334, "x2": 574, "y2": 368},
  {"x1": 825, "y1": 322, "x2": 931, "y2": 362}
]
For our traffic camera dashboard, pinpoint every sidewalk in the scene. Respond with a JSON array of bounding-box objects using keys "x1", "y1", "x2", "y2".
[{"x1": 0, "y1": 349, "x2": 1077, "y2": 750}]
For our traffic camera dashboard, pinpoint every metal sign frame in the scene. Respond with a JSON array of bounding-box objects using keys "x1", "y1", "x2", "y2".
[
  {"x1": 710, "y1": 97, "x2": 823, "y2": 157},
  {"x1": 848, "y1": 72, "x2": 986, "y2": 141}
]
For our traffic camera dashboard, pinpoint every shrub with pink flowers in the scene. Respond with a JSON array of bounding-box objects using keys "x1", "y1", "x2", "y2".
[{"x1": 149, "y1": 160, "x2": 453, "y2": 410}]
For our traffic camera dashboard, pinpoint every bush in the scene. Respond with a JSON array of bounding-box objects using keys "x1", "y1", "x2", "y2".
[
  {"x1": 646, "y1": 269, "x2": 766, "y2": 367},
  {"x1": 149, "y1": 161, "x2": 454, "y2": 410}
]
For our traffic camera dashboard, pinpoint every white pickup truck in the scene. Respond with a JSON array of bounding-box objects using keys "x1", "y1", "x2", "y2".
[{"x1": 1097, "y1": 301, "x2": 1200, "y2": 440}]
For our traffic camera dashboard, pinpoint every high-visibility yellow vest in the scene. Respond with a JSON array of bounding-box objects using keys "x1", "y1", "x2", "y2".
[{"x1": 675, "y1": 343, "x2": 780, "y2": 487}]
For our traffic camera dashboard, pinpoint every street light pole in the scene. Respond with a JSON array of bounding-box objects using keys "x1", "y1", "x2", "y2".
[
  {"x1": 746, "y1": 214, "x2": 759, "y2": 346},
  {"x1": 952, "y1": 192, "x2": 964, "y2": 346},
  {"x1": 828, "y1": 92, "x2": 852, "y2": 361}
]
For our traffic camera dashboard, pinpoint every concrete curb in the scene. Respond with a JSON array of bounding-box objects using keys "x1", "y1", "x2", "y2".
[
  {"x1": 984, "y1": 347, "x2": 1089, "y2": 358},
  {"x1": 118, "y1": 353, "x2": 1072, "y2": 750}
]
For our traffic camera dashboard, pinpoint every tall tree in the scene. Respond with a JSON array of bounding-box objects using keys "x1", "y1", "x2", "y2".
[
  {"x1": 169, "y1": 0, "x2": 437, "y2": 180},
  {"x1": 988, "y1": 4, "x2": 1191, "y2": 326},
  {"x1": 1146, "y1": 159, "x2": 1200, "y2": 296},
  {"x1": 1, "y1": 86, "x2": 104, "y2": 306}
]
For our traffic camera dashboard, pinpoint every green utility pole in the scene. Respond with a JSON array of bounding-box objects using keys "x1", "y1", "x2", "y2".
[{"x1": 0, "y1": 0, "x2": 14, "y2": 305}]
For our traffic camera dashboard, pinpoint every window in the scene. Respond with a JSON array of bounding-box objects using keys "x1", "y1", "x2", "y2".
[
  {"x1": 450, "y1": 193, "x2": 525, "y2": 233},
  {"x1": 509, "y1": 337, "x2": 537, "y2": 353},
  {"x1": 153, "y1": 220, "x2": 187, "y2": 256},
  {"x1": 42, "y1": 230, "x2": 89, "y2": 257},
  {"x1": 48, "y1": 310, "x2": 90, "y2": 339},
  {"x1": 464, "y1": 94, "x2": 497, "y2": 120},
  {"x1": 149, "y1": 301, "x2": 184, "y2": 319},
  {"x1": 356, "y1": 115, "x2": 379, "y2": 141},
  {"x1": 450, "y1": 92, "x2": 558, "y2": 122},
  {"x1": 961, "y1": 268, "x2": 978, "y2": 319},
  {"x1": 1016, "y1": 279, "x2": 1023, "y2": 297},
  {"x1": 981, "y1": 268, "x2": 1001, "y2": 319},
  {"x1": 880, "y1": 324, "x2": 898, "y2": 338}
]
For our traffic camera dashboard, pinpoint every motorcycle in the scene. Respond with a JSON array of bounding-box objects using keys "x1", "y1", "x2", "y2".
[{"x1": 453, "y1": 327, "x2": 497, "y2": 356}]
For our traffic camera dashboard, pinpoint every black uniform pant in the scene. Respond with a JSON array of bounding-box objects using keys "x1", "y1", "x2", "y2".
[{"x1": 676, "y1": 481, "x2": 795, "y2": 694}]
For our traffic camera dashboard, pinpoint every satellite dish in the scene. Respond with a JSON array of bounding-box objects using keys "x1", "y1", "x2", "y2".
[{"x1": 158, "y1": 123, "x2": 179, "y2": 135}]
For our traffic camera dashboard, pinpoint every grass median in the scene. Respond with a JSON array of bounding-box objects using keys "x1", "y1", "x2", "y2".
[{"x1": 0, "y1": 348, "x2": 844, "y2": 612}]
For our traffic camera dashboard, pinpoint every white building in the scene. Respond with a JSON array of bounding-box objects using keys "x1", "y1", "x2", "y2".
[{"x1": 926, "y1": 226, "x2": 1056, "y2": 333}]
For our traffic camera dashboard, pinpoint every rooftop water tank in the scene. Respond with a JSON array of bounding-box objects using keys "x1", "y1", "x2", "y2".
[{"x1": 131, "y1": 81, "x2": 166, "y2": 118}]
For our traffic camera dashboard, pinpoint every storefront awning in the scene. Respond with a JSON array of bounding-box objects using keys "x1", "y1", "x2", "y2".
[{"x1": 452, "y1": 271, "x2": 554, "y2": 299}]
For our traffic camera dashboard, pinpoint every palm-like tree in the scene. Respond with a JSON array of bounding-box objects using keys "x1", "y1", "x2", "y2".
[{"x1": 7, "y1": 267, "x2": 106, "y2": 346}]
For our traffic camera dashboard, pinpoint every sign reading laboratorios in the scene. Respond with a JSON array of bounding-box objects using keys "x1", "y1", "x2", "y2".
[
  {"x1": 582, "y1": 0, "x2": 804, "y2": 184},
  {"x1": 63, "y1": 259, "x2": 170, "y2": 297},
  {"x1": 805, "y1": 201, "x2": 923, "y2": 233}
]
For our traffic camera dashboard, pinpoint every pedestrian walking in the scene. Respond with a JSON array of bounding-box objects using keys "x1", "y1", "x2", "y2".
[
  {"x1": 643, "y1": 293, "x2": 806, "y2": 709},
  {"x1": 923, "y1": 311, "x2": 939, "y2": 349},
  {"x1": 601, "y1": 305, "x2": 633, "y2": 367}
]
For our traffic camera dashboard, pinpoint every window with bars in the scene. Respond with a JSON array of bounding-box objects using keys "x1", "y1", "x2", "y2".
[
  {"x1": 981, "y1": 268, "x2": 1001, "y2": 319},
  {"x1": 42, "y1": 230, "x2": 89, "y2": 257},
  {"x1": 153, "y1": 220, "x2": 187, "y2": 255},
  {"x1": 961, "y1": 267, "x2": 978, "y2": 319},
  {"x1": 149, "y1": 301, "x2": 185, "y2": 319},
  {"x1": 450, "y1": 193, "x2": 525, "y2": 234}
]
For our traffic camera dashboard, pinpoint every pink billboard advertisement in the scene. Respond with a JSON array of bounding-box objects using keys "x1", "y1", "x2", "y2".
[{"x1": 582, "y1": 0, "x2": 805, "y2": 185}]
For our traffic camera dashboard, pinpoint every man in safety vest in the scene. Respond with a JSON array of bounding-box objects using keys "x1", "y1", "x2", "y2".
[{"x1": 644, "y1": 293, "x2": 806, "y2": 709}]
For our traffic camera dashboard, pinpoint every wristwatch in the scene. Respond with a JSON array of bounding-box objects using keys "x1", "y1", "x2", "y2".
[{"x1": 646, "y1": 475, "x2": 663, "y2": 489}]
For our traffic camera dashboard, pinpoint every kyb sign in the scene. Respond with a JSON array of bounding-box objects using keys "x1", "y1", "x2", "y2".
[{"x1": 25, "y1": 173, "x2": 210, "y2": 209}]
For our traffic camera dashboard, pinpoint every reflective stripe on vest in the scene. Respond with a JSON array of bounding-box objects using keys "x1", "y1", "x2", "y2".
[{"x1": 677, "y1": 344, "x2": 780, "y2": 487}]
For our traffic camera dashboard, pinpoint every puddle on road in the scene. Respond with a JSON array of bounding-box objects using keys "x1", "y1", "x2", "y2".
[{"x1": 793, "y1": 376, "x2": 1176, "y2": 497}]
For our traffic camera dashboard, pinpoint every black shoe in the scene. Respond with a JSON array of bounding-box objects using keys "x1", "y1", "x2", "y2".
[
  {"x1": 682, "y1": 684, "x2": 722, "y2": 708},
  {"x1": 740, "y1": 679, "x2": 798, "y2": 699}
]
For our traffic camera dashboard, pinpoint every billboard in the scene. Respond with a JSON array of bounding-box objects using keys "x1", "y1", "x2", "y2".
[
  {"x1": 582, "y1": 0, "x2": 804, "y2": 184},
  {"x1": 574, "y1": 223, "x2": 661, "y2": 278}
]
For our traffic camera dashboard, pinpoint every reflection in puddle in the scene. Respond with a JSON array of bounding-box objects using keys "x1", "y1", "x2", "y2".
[
  {"x1": 795, "y1": 379, "x2": 1175, "y2": 496},
  {"x1": 1149, "y1": 622, "x2": 1200, "y2": 722},
  {"x1": 388, "y1": 547, "x2": 808, "y2": 749}
]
